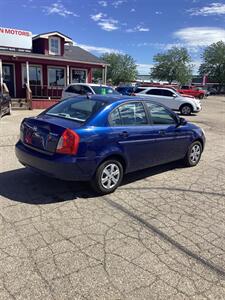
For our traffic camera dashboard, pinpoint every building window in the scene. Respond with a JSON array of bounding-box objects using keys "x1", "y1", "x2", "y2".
[
  {"x1": 48, "y1": 67, "x2": 65, "y2": 87},
  {"x1": 71, "y1": 69, "x2": 87, "y2": 83},
  {"x1": 22, "y1": 65, "x2": 42, "y2": 86},
  {"x1": 49, "y1": 37, "x2": 60, "y2": 55}
]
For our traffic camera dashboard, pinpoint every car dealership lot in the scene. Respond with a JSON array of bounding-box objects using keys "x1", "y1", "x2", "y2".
[{"x1": 0, "y1": 96, "x2": 225, "y2": 299}]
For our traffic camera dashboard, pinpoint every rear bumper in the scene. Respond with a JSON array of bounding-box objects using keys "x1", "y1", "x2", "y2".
[{"x1": 15, "y1": 141, "x2": 95, "y2": 181}]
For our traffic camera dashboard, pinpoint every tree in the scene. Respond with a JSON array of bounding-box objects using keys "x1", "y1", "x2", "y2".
[
  {"x1": 150, "y1": 47, "x2": 193, "y2": 84},
  {"x1": 199, "y1": 41, "x2": 225, "y2": 86},
  {"x1": 93, "y1": 53, "x2": 137, "y2": 85}
]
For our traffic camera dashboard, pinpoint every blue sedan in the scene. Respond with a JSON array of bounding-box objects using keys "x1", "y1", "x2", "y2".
[{"x1": 15, "y1": 95, "x2": 205, "y2": 194}]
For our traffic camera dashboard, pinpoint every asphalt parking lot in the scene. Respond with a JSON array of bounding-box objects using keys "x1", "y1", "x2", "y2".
[{"x1": 0, "y1": 96, "x2": 225, "y2": 300}]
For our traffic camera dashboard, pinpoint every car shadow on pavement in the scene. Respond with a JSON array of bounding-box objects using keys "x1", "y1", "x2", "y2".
[
  {"x1": 0, "y1": 161, "x2": 183, "y2": 205},
  {"x1": 0, "y1": 167, "x2": 92, "y2": 204}
]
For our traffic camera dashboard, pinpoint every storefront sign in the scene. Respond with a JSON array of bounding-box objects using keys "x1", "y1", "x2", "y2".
[{"x1": 0, "y1": 27, "x2": 32, "y2": 50}]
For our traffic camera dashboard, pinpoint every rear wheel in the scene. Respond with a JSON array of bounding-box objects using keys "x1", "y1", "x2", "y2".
[
  {"x1": 199, "y1": 94, "x2": 204, "y2": 100},
  {"x1": 180, "y1": 104, "x2": 192, "y2": 115},
  {"x1": 91, "y1": 159, "x2": 123, "y2": 195},
  {"x1": 183, "y1": 141, "x2": 202, "y2": 167}
]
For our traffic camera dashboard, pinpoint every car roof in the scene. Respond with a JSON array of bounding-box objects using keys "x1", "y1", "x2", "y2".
[
  {"x1": 66, "y1": 83, "x2": 109, "y2": 87},
  {"x1": 64, "y1": 94, "x2": 158, "y2": 104},
  {"x1": 140, "y1": 86, "x2": 175, "y2": 91},
  {"x1": 117, "y1": 86, "x2": 133, "y2": 89}
]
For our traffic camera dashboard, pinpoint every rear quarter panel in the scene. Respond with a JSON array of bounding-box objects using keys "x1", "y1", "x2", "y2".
[{"x1": 76, "y1": 126, "x2": 127, "y2": 174}]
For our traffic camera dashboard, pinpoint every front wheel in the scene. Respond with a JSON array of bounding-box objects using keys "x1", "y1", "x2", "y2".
[
  {"x1": 180, "y1": 104, "x2": 192, "y2": 115},
  {"x1": 91, "y1": 160, "x2": 123, "y2": 195},
  {"x1": 6, "y1": 102, "x2": 12, "y2": 115},
  {"x1": 183, "y1": 141, "x2": 202, "y2": 167},
  {"x1": 199, "y1": 94, "x2": 204, "y2": 100}
]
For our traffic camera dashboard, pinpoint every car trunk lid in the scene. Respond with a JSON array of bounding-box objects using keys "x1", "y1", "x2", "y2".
[{"x1": 21, "y1": 114, "x2": 82, "y2": 153}]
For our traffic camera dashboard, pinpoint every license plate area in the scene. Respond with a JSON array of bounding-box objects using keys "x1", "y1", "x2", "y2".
[
  {"x1": 24, "y1": 125, "x2": 47, "y2": 149},
  {"x1": 23, "y1": 123, "x2": 59, "y2": 153}
]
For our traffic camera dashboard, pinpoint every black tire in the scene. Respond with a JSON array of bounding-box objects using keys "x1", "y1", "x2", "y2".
[
  {"x1": 199, "y1": 94, "x2": 204, "y2": 100},
  {"x1": 91, "y1": 159, "x2": 123, "y2": 195},
  {"x1": 6, "y1": 102, "x2": 12, "y2": 115},
  {"x1": 183, "y1": 141, "x2": 202, "y2": 167},
  {"x1": 180, "y1": 104, "x2": 192, "y2": 115}
]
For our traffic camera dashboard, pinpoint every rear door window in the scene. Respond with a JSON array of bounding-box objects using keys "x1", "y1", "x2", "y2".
[
  {"x1": 66, "y1": 85, "x2": 81, "y2": 94},
  {"x1": 146, "y1": 89, "x2": 162, "y2": 95},
  {"x1": 81, "y1": 85, "x2": 93, "y2": 95},
  {"x1": 118, "y1": 102, "x2": 148, "y2": 126},
  {"x1": 109, "y1": 108, "x2": 122, "y2": 126}
]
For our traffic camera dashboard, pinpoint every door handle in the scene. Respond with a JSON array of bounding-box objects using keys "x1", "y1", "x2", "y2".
[
  {"x1": 119, "y1": 131, "x2": 129, "y2": 138},
  {"x1": 158, "y1": 130, "x2": 166, "y2": 136}
]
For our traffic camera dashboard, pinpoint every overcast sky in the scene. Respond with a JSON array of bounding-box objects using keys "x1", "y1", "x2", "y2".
[{"x1": 1, "y1": 0, "x2": 225, "y2": 74}]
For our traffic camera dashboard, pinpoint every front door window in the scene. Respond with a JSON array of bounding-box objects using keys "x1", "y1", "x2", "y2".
[{"x1": 146, "y1": 102, "x2": 176, "y2": 125}]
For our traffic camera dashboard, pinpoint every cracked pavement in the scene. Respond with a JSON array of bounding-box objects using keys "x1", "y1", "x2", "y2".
[{"x1": 0, "y1": 96, "x2": 225, "y2": 299}]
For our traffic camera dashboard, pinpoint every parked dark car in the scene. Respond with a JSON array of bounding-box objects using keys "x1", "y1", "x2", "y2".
[
  {"x1": 116, "y1": 86, "x2": 135, "y2": 96},
  {"x1": 208, "y1": 87, "x2": 218, "y2": 95},
  {"x1": 15, "y1": 95, "x2": 205, "y2": 194},
  {"x1": 0, "y1": 92, "x2": 11, "y2": 118}
]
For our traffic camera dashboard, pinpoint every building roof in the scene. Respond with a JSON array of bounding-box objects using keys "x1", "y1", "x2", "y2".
[
  {"x1": 0, "y1": 45, "x2": 107, "y2": 66},
  {"x1": 64, "y1": 45, "x2": 106, "y2": 65},
  {"x1": 32, "y1": 31, "x2": 73, "y2": 43}
]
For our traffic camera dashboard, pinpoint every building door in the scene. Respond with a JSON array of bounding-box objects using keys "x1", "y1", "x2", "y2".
[{"x1": 3, "y1": 64, "x2": 15, "y2": 97}]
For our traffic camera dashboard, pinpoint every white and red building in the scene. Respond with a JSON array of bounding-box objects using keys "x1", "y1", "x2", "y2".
[{"x1": 0, "y1": 27, "x2": 107, "y2": 109}]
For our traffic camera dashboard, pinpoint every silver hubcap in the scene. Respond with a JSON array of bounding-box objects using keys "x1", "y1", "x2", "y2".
[
  {"x1": 101, "y1": 163, "x2": 120, "y2": 189},
  {"x1": 190, "y1": 144, "x2": 201, "y2": 163},
  {"x1": 182, "y1": 106, "x2": 191, "y2": 115}
]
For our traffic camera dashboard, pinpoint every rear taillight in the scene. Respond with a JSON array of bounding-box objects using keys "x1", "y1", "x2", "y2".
[
  {"x1": 56, "y1": 129, "x2": 80, "y2": 155},
  {"x1": 20, "y1": 122, "x2": 25, "y2": 141}
]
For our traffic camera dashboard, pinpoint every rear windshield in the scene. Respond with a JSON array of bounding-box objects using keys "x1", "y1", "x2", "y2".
[
  {"x1": 46, "y1": 98, "x2": 106, "y2": 123},
  {"x1": 91, "y1": 86, "x2": 119, "y2": 95}
]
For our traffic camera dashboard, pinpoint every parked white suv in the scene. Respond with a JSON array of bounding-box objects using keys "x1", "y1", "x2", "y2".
[
  {"x1": 134, "y1": 87, "x2": 201, "y2": 115},
  {"x1": 61, "y1": 83, "x2": 119, "y2": 99}
]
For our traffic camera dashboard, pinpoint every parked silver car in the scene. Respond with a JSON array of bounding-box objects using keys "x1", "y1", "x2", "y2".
[
  {"x1": 134, "y1": 87, "x2": 202, "y2": 115},
  {"x1": 61, "y1": 83, "x2": 119, "y2": 99}
]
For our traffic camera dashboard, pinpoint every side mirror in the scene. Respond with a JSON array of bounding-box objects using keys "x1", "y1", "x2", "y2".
[{"x1": 178, "y1": 117, "x2": 187, "y2": 126}]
